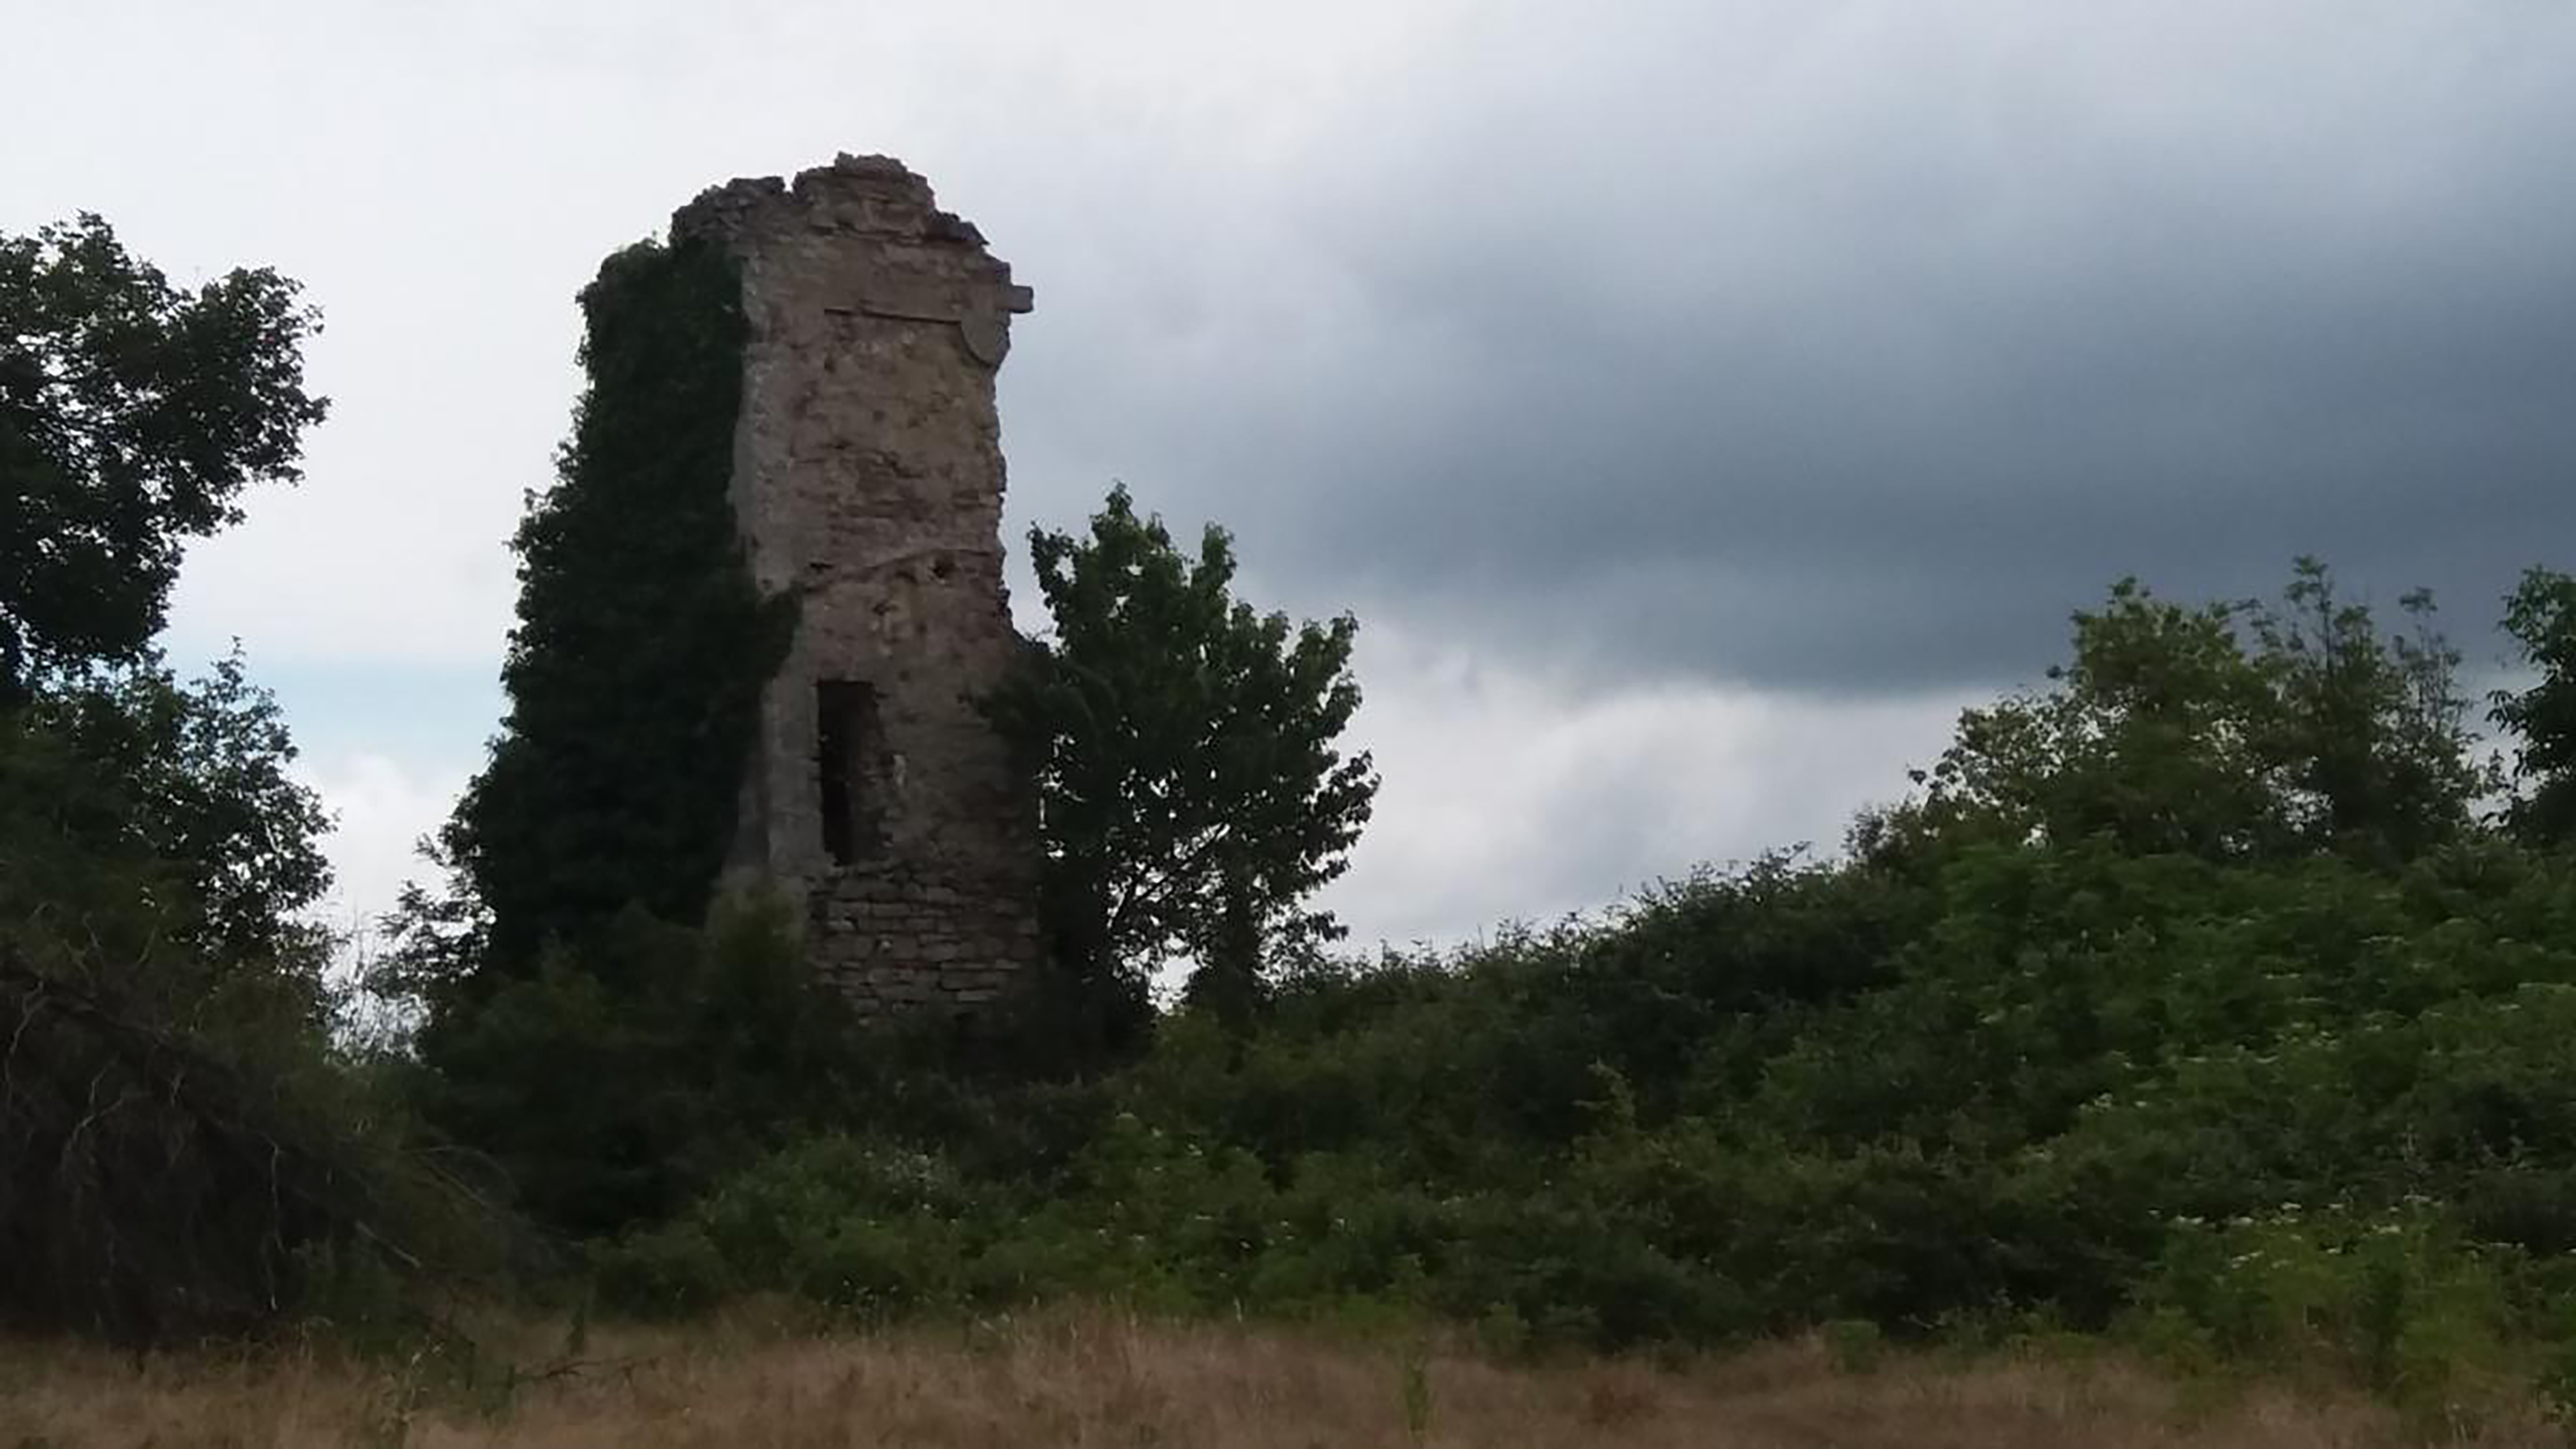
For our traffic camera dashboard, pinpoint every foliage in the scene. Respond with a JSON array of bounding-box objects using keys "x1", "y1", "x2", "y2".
[
  {"x1": 609, "y1": 827, "x2": 2576, "y2": 1395},
  {"x1": 2494, "y1": 566, "x2": 2576, "y2": 844},
  {"x1": 0, "y1": 214, "x2": 327, "y2": 697},
  {"x1": 395, "y1": 234, "x2": 826, "y2": 1237},
  {"x1": 27, "y1": 200, "x2": 2576, "y2": 1430},
  {"x1": 2248, "y1": 559, "x2": 2484, "y2": 862},
  {"x1": 0, "y1": 217, "x2": 500, "y2": 1342},
  {"x1": 0, "y1": 927, "x2": 489, "y2": 1341},
  {"x1": 2134, "y1": 1205, "x2": 2515, "y2": 1408},
  {"x1": 595, "y1": 560, "x2": 2576, "y2": 1419},
  {"x1": 0, "y1": 653, "x2": 491, "y2": 1339},
  {"x1": 989, "y1": 484, "x2": 1378, "y2": 1023},
  {"x1": 437, "y1": 235, "x2": 791, "y2": 982},
  {"x1": 1899, "y1": 561, "x2": 2481, "y2": 868},
  {"x1": 26, "y1": 648, "x2": 334, "y2": 967},
  {"x1": 408, "y1": 896, "x2": 870, "y2": 1237}
]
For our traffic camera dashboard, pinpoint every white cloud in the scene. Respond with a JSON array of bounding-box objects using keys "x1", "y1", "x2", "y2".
[
  {"x1": 295, "y1": 751, "x2": 471, "y2": 948},
  {"x1": 1320, "y1": 627, "x2": 1967, "y2": 949}
]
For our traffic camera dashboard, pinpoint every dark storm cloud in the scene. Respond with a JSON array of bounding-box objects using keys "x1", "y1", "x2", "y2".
[
  {"x1": 55, "y1": 0, "x2": 2560, "y2": 943},
  {"x1": 992, "y1": 3, "x2": 2576, "y2": 693}
]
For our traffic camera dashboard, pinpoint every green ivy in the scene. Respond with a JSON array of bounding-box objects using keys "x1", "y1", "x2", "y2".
[{"x1": 446, "y1": 235, "x2": 792, "y2": 981}]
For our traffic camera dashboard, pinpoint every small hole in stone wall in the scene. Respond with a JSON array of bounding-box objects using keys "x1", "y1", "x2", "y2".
[
  {"x1": 931, "y1": 555, "x2": 955, "y2": 580},
  {"x1": 816, "y1": 680, "x2": 888, "y2": 865}
]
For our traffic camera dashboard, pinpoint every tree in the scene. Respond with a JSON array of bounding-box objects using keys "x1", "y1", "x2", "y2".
[
  {"x1": 991, "y1": 485, "x2": 1379, "y2": 1025},
  {"x1": 2493, "y1": 566, "x2": 2576, "y2": 845},
  {"x1": 0, "y1": 218, "x2": 485, "y2": 1338},
  {"x1": 1, "y1": 214, "x2": 327, "y2": 697},
  {"x1": 0, "y1": 209, "x2": 334, "y2": 988},
  {"x1": 2245, "y1": 558, "x2": 2482, "y2": 863},
  {"x1": 1906, "y1": 563, "x2": 2480, "y2": 868},
  {"x1": 0, "y1": 219, "x2": 492, "y2": 1337},
  {"x1": 1912, "y1": 578, "x2": 2294, "y2": 861},
  {"x1": 25, "y1": 648, "x2": 333, "y2": 972},
  {"x1": 0, "y1": 660, "x2": 412, "y2": 1339}
]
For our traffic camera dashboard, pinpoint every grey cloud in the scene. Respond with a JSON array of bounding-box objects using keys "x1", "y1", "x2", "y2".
[
  {"x1": 14, "y1": 0, "x2": 2573, "y2": 944},
  {"x1": 990, "y1": 2, "x2": 2576, "y2": 693}
]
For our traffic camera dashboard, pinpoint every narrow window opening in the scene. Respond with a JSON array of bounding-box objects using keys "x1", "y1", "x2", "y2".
[{"x1": 816, "y1": 680, "x2": 887, "y2": 864}]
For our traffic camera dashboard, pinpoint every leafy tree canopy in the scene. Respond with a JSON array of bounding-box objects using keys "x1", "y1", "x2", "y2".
[
  {"x1": 2494, "y1": 565, "x2": 2576, "y2": 844},
  {"x1": 0, "y1": 214, "x2": 327, "y2": 697},
  {"x1": 991, "y1": 484, "x2": 1378, "y2": 1023},
  {"x1": 0, "y1": 631, "x2": 382, "y2": 1344},
  {"x1": 0, "y1": 217, "x2": 478, "y2": 1341},
  {"x1": 1898, "y1": 560, "x2": 2481, "y2": 869},
  {"x1": 15, "y1": 649, "x2": 333, "y2": 972}
]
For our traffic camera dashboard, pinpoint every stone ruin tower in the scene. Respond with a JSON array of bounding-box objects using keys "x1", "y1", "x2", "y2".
[{"x1": 674, "y1": 155, "x2": 1043, "y2": 1015}]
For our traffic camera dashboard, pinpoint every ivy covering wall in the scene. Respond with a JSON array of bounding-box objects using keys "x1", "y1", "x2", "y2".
[{"x1": 448, "y1": 235, "x2": 792, "y2": 981}]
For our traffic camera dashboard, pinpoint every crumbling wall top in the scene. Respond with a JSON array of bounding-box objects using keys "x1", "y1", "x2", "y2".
[{"x1": 673, "y1": 153, "x2": 999, "y2": 260}]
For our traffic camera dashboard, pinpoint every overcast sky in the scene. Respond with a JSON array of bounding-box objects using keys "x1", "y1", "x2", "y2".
[{"x1": 7, "y1": 1, "x2": 2573, "y2": 951}]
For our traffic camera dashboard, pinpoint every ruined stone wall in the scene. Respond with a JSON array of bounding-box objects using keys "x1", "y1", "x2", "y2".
[{"x1": 675, "y1": 155, "x2": 1041, "y2": 1015}]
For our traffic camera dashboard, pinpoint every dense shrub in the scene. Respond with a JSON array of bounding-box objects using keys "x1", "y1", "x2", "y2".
[
  {"x1": 410, "y1": 897, "x2": 872, "y2": 1236},
  {"x1": 0, "y1": 668, "x2": 490, "y2": 1340},
  {"x1": 586, "y1": 565, "x2": 2576, "y2": 1408}
]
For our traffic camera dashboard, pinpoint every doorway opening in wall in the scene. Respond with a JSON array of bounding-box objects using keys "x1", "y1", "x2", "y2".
[{"x1": 817, "y1": 680, "x2": 887, "y2": 865}]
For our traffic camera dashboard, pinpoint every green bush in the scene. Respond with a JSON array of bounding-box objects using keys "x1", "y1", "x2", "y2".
[
  {"x1": 416, "y1": 896, "x2": 867, "y2": 1235},
  {"x1": 425, "y1": 559, "x2": 2576, "y2": 1410},
  {"x1": 2136, "y1": 1205, "x2": 2519, "y2": 1408},
  {"x1": 1, "y1": 665, "x2": 495, "y2": 1340}
]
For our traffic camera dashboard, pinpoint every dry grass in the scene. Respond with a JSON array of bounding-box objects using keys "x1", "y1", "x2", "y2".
[{"x1": 0, "y1": 1310, "x2": 2557, "y2": 1448}]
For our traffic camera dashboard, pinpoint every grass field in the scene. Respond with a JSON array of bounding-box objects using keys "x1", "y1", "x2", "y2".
[{"x1": 1, "y1": 1311, "x2": 2556, "y2": 1447}]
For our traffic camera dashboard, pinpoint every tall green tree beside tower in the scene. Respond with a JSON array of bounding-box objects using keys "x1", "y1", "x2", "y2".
[{"x1": 992, "y1": 484, "x2": 1379, "y2": 1028}]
